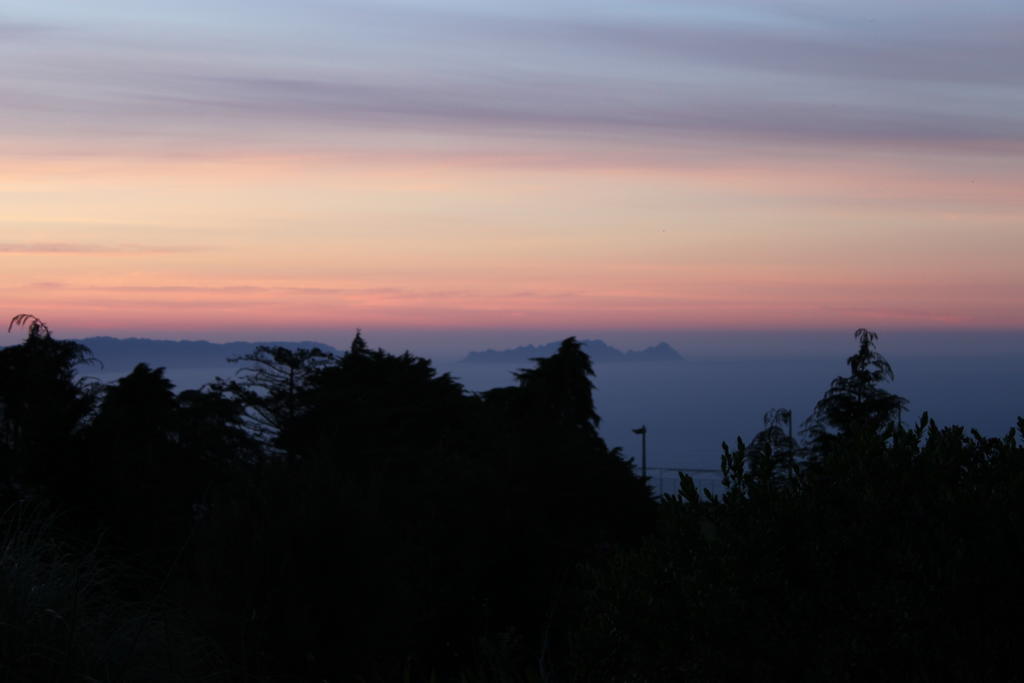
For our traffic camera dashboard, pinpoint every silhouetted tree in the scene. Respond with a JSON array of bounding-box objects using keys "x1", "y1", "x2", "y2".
[
  {"x1": 83, "y1": 364, "x2": 194, "y2": 547},
  {"x1": 804, "y1": 328, "x2": 907, "y2": 452},
  {"x1": 512, "y1": 336, "x2": 601, "y2": 438},
  {"x1": 211, "y1": 344, "x2": 334, "y2": 450},
  {"x1": 721, "y1": 408, "x2": 801, "y2": 498},
  {"x1": 176, "y1": 385, "x2": 260, "y2": 467},
  {"x1": 0, "y1": 314, "x2": 96, "y2": 495},
  {"x1": 283, "y1": 332, "x2": 471, "y2": 463}
]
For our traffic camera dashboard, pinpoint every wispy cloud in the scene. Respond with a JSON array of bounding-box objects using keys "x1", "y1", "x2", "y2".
[
  {"x1": 1, "y1": 2, "x2": 1021, "y2": 161},
  {"x1": 0, "y1": 19, "x2": 51, "y2": 39},
  {"x1": 60, "y1": 284, "x2": 409, "y2": 296},
  {"x1": 0, "y1": 243, "x2": 204, "y2": 254}
]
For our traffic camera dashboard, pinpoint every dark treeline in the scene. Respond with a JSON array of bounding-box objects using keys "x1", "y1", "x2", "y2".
[{"x1": 1, "y1": 317, "x2": 1023, "y2": 681}]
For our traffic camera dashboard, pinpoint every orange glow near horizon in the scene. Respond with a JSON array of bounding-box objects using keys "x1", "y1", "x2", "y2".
[
  {"x1": 4, "y1": 1, "x2": 1023, "y2": 339},
  {"x1": 3, "y1": 149, "x2": 1024, "y2": 336}
]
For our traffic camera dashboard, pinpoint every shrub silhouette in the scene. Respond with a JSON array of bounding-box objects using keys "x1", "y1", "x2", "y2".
[{"x1": 567, "y1": 332, "x2": 1024, "y2": 682}]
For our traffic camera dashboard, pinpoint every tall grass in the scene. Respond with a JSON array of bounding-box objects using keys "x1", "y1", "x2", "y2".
[{"x1": 0, "y1": 501, "x2": 225, "y2": 682}]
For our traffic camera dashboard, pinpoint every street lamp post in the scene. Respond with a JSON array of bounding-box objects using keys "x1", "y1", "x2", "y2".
[{"x1": 632, "y1": 425, "x2": 647, "y2": 479}]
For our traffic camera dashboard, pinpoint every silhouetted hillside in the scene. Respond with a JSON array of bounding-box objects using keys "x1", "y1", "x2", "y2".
[
  {"x1": 70, "y1": 336, "x2": 339, "y2": 372},
  {"x1": 462, "y1": 339, "x2": 683, "y2": 364}
]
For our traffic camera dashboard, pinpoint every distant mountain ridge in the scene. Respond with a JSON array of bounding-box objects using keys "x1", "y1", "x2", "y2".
[
  {"x1": 461, "y1": 339, "x2": 683, "y2": 364},
  {"x1": 72, "y1": 337, "x2": 340, "y2": 372},
  {"x1": 8, "y1": 336, "x2": 683, "y2": 372}
]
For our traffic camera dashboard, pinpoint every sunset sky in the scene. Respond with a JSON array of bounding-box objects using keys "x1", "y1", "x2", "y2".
[{"x1": 3, "y1": 1, "x2": 1023, "y2": 345}]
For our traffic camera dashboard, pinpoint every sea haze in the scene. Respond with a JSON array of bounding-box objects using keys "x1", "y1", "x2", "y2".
[
  {"x1": 441, "y1": 353, "x2": 1024, "y2": 494},
  {"x1": 74, "y1": 334, "x2": 1024, "y2": 494}
]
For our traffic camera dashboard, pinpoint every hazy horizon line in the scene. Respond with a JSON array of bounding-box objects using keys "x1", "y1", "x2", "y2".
[{"x1": 6, "y1": 325, "x2": 1024, "y2": 360}]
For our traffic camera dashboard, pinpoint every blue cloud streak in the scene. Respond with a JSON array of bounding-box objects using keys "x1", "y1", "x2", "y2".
[{"x1": 1, "y1": 1, "x2": 1022, "y2": 160}]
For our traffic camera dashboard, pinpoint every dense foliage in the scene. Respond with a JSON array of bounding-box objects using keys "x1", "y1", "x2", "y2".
[{"x1": 1, "y1": 318, "x2": 1022, "y2": 681}]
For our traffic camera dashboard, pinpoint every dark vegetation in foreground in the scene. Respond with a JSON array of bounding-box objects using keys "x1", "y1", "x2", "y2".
[{"x1": 1, "y1": 315, "x2": 1023, "y2": 681}]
